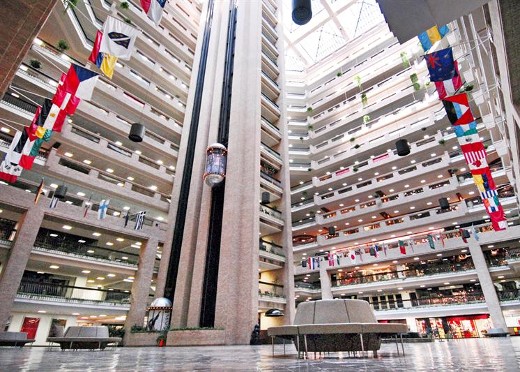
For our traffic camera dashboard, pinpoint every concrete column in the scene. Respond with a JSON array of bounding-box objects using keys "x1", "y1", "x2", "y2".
[
  {"x1": 319, "y1": 264, "x2": 333, "y2": 300},
  {"x1": 0, "y1": 0, "x2": 59, "y2": 97},
  {"x1": 467, "y1": 238, "x2": 508, "y2": 331},
  {"x1": 0, "y1": 207, "x2": 44, "y2": 329},
  {"x1": 123, "y1": 235, "x2": 159, "y2": 343}
]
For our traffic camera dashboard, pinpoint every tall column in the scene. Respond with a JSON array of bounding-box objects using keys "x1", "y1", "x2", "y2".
[
  {"x1": 0, "y1": 0, "x2": 59, "y2": 97},
  {"x1": 467, "y1": 238, "x2": 508, "y2": 331},
  {"x1": 123, "y1": 235, "x2": 159, "y2": 343},
  {"x1": 0, "y1": 207, "x2": 44, "y2": 329},
  {"x1": 319, "y1": 264, "x2": 333, "y2": 300}
]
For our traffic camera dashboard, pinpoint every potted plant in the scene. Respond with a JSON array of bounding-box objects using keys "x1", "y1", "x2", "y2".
[
  {"x1": 400, "y1": 51, "x2": 410, "y2": 68},
  {"x1": 306, "y1": 107, "x2": 313, "y2": 113},
  {"x1": 410, "y1": 73, "x2": 420, "y2": 91},
  {"x1": 120, "y1": 1, "x2": 130, "y2": 9},
  {"x1": 350, "y1": 137, "x2": 356, "y2": 142},
  {"x1": 336, "y1": 71, "x2": 342, "y2": 77},
  {"x1": 30, "y1": 59, "x2": 41, "y2": 69},
  {"x1": 124, "y1": 18, "x2": 133, "y2": 24},
  {"x1": 438, "y1": 139, "x2": 446, "y2": 146},
  {"x1": 354, "y1": 144, "x2": 361, "y2": 149},
  {"x1": 361, "y1": 93, "x2": 367, "y2": 107},
  {"x1": 362, "y1": 115, "x2": 370, "y2": 124},
  {"x1": 353, "y1": 167, "x2": 359, "y2": 172},
  {"x1": 64, "y1": 0, "x2": 78, "y2": 11},
  {"x1": 354, "y1": 75, "x2": 362, "y2": 90},
  {"x1": 156, "y1": 332, "x2": 167, "y2": 347},
  {"x1": 307, "y1": 124, "x2": 314, "y2": 130},
  {"x1": 57, "y1": 39, "x2": 69, "y2": 51}
]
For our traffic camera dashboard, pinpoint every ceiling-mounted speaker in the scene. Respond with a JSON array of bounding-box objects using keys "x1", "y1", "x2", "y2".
[
  {"x1": 129, "y1": 123, "x2": 145, "y2": 142},
  {"x1": 52, "y1": 142, "x2": 62, "y2": 149},
  {"x1": 461, "y1": 229, "x2": 471, "y2": 239},
  {"x1": 54, "y1": 185, "x2": 67, "y2": 199},
  {"x1": 396, "y1": 139, "x2": 410, "y2": 156},
  {"x1": 439, "y1": 197, "x2": 449, "y2": 210},
  {"x1": 261, "y1": 192, "x2": 270, "y2": 205},
  {"x1": 292, "y1": 0, "x2": 312, "y2": 25},
  {"x1": 328, "y1": 226, "x2": 336, "y2": 235}
]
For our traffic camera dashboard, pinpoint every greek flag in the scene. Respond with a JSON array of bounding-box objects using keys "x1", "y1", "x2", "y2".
[{"x1": 134, "y1": 211, "x2": 146, "y2": 230}]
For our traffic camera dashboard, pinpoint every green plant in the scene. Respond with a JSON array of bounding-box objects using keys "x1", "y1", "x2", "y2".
[
  {"x1": 307, "y1": 168, "x2": 312, "y2": 172},
  {"x1": 354, "y1": 144, "x2": 361, "y2": 149},
  {"x1": 64, "y1": 0, "x2": 78, "y2": 11},
  {"x1": 307, "y1": 125, "x2": 314, "y2": 130},
  {"x1": 361, "y1": 93, "x2": 368, "y2": 107},
  {"x1": 306, "y1": 107, "x2": 313, "y2": 112},
  {"x1": 299, "y1": 136, "x2": 304, "y2": 142},
  {"x1": 57, "y1": 39, "x2": 69, "y2": 51},
  {"x1": 354, "y1": 75, "x2": 362, "y2": 90},
  {"x1": 120, "y1": 1, "x2": 130, "y2": 9},
  {"x1": 30, "y1": 59, "x2": 41, "y2": 69},
  {"x1": 337, "y1": 71, "x2": 342, "y2": 77},
  {"x1": 353, "y1": 167, "x2": 359, "y2": 172},
  {"x1": 413, "y1": 83, "x2": 421, "y2": 91},
  {"x1": 349, "y1": 137, "x2": 356, "y2": 142},
  {"x1": 463, "y1": 83, "x2": 474, "y2": 92},
  {"x1": 438, "y1": 139, "x2": 446, "y2": 145},
  {"x1": 124, "y1": 18, "x2": 133, "y2": 24},
  {"x1": 400, "y1": 51, "x2": 410, "y2": 68},
  {"x1": 362, "y1": 115, "x2": 371, "y2": 124}
]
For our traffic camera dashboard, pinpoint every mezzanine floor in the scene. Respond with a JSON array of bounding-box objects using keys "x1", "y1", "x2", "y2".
[{"x1": 0, "y1": 338, "x2": 519, "y2": 371}]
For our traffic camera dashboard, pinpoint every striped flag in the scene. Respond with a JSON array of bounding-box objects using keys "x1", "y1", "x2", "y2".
[
  {"x1": 435, "y1": 60, "x2": 462, "y2": 99},
  {"x1": 140, "y1": 0, "x2": 167, "y2": 26},
  {"x1": 98, "y1": 199, "x2": 110, "y2": 219},
  {"x1": 134, "y1": 211, "x2": 146, "y2": 230},
  {"x1": 49, "y1": 196, "x2": 59, "y2": 209},
  {"x1": 0, "y1": 130, "x2": 23, "y2": 183},
  {"x1": 398, "y1": 240, "x2": 406, "y2": 255},
  {"x1": 427, "y1": 234, "x2": 435, "y2": 249},
  {"x1": 481, "y1": 189, "x2": 498, "y2": 199},
  {"x1": 34, "y1": 178, "x2": 45, "y2": 204},
  {"x1": 83, "y1": 195, "x2": 92, "y2": 217},
  {"x1": 418, "y1": 24, "x2": 449, "y2": 52}
]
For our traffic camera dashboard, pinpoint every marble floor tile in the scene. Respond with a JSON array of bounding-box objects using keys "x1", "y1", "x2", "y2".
[{"x1": 0, "y1": 338, "x2": 519, "y2": 371}]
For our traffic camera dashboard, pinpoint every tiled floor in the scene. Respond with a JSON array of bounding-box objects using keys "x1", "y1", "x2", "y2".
[{"x1": 1, "y1": 338, "x2": 519, "y2": 371}]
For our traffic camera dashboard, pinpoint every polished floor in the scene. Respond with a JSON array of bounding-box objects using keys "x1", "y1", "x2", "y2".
[{"x1": 1, "y1": 338, "x2": 520, "y2": 371}]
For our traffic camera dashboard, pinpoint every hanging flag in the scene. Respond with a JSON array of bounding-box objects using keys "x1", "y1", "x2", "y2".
[
  {"x1": 134, "y1": 210, "x2": 146, "y2": 230},
  {"x1": 18, "y1": 126, "x2": 39, "y2": 169},
  {"x1": 53, "y1": 84, "x2": 81, "y2": 115},
  {"x1": 408, "y1": 239, "x2": 415, "y2": 253},
  {"x1": 425, "y1": 47, "x2": 456, "y2": 82},
  {"x1": 355, "y1": 248, "x2": 363, "y2": 262},
  {"x1": 435, "y1": 61, "x2": 463, "y2": 99},
  {"x1": 49, "y1": 196, "x2": 59, "y2": 209},
  {"x1": 100, "y1": 54, "x2": 118, "y2": 79},
  {"x1": 453, "y1": 121, "x2": 478, "y2": 138},
  {"x1": 89, "y1": 30, "x2": 104, "y2": 67},
  {"x1": 418, "y1": 24, "x2": 450, "y2": 52},
  {"x1": 0, "y1": 130, "x2": 23, "y2": 183},
  {"x1": 460, "y1": 229, "x2": 468, "y2": 243},
  {"x1": 439, "y1": 233, "x2": 445, "y2": 247},
  {"x1": 83, "y1": 195, "x2": 92, "y2": 217},
  {"x1": 100, "y1": 16, "x2": 139, "y2": 60},
  {"x1": 140, "y1": 0, "x2": 167, "y2": 26},
  {"x1": 471, "y1": 167, "x2": 496, "y2": 191},
  {"x1": 461, "y1": 142, "x2": 487, "y2": 170},
  {"x1": 98, "y1": 199, "x2": 110, "y2": 219},
  {"x1": 383, "y1": 243, "x2": 388, "y2": 256},
  {"x1": 34, "y1": 178, "x2": 45, "y2": 204},
  {"x1": 472, "y1": 226, "x2": 480, "y2": 241},
  {"x1": 398, "y1": 240, "x2": 406, "y2": 255},
  {"x1": 369, "y1": 246, "x2": 378, "y2": 258},
  {"x1": 426, "y1": 234, "x2": 435, "y2": 249},
  {"x1": 63, "y1": 64, "x2": 99, "y2": 100},
  {"x1": 483, "y1": 195, "x2": 501, "y2": 213},
  {"x1": 489, "y1": 208, "x2": 507, "y2": 231},
  {"x1": 349, "y1": 251, "x2": 357, "y2": 264},
  {"x1": 442, "y1": 93, "x2": 475, "y2": 125},
  {"x1": 124, "y1": 209, "x2": 131, "y2": 227}
]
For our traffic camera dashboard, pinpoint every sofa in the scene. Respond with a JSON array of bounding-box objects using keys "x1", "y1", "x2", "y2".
[
  {"x1": 0, "y1": 332, "x2": 35, "y2": 347},
  {"x1": 47, "y1": 326, "x2": 121, "y2": 350},
  {"x1": 267, "y1": 299, "x2": 407, "y2": 358}
]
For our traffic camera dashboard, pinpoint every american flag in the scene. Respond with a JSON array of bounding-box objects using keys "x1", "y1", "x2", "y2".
[{"x1": 134, "y1": 211, "x2": 146, "y2": 230}]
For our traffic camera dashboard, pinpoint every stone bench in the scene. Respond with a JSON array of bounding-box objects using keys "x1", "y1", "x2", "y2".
[
  {"x1": 267, "y1": 299, "x2": 407, "y2": 358},
  {"x1": 0, "y1": 332, "x2": 35, "y2": 347},
  {"x1": 47, "y1": 326, "x2": 122, "y2": 350}
]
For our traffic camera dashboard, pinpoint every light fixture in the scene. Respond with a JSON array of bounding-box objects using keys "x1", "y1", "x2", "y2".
[
  {"x1": 265, "y1": 308, "x2": 284, "y2": 317},
  {"x1": 129, "y1": 123, "x2": 145, "y2": 142}
]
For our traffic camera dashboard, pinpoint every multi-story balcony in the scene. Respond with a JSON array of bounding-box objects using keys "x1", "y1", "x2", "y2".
[
  {"x1": 261, "y1": 116, "x2": 282, "y2": 147},
  {"x1": 259, "y1": 240, "x2": 285, "y2": 271}
]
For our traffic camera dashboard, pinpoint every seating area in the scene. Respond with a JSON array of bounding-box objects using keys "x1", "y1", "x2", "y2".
[
  {"x1": 0, "y1": 332, "x2": 35, "y2": 347},
  {"x1": 46, "y1": 326, "x2": 122, "y2": 350},
  {"x1": 267, "y1": 299, "x2": 408, "y2": 358}
]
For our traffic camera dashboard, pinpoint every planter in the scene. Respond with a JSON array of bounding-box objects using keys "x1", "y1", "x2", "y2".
[
  {"x1": 125, "y1": 332, "x2": 162, "y2": 346},
  {"x1": 167, "y1": 329, "x2": 226, "y2": 346}
]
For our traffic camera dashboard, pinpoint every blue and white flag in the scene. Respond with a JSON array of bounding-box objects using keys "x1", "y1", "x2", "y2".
[
  {"x1": 98, "y1": 199, "x2": 110, "y2": 219},
  {"x1": 134, "y1": 211, "x2": 146, "y2": 230}
]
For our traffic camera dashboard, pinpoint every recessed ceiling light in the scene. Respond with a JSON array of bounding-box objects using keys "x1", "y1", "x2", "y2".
[
  {"x1": 37, "y1": 271, "x2": 45, "y2": 274},
  {"x1": 107, "y1": 274, "x2": 116, "y2": 277},
  {"x1": 87, "y1": 280, "x2": 95, "y2": 283},
  {"x1": 116, "y1": 238, "x2": 124, "y2": 242},
  {"x1": 72, "y1": 313, "x2": 80, "y2": 316},
  {"x1": 106, "y1": 168, "x2": 114, "y2": 173},
  {"x1": 49, "y1": 265, "x2": 60, "y2": 269},
  {"x1": 443, "y1": 282, "x2": 450, "y2": 285},
  {"x1": 64, "y1": 152, "x2": 73, "y2": 157},
  {"x1": 83, "y1": 160, "x2": 92, "y2": 165},
  {"x1": 0, "y1": 127, "x2": 10, "y2": 133},
  {"x1": 122, "y1": 256, "x2": 128, "y2": 260},
  {"x1": 150, "y1": 185, "x2": 157, "y2": 191},
  {"x1": 93, "y1": 232, "x2": 101, "y2": 236},
  {"x1": 97, "y1": 277, "x2": 105, "y2": 280},
  {"x1": 50, "y1": 233, "x2": 58, "y2": 237},
  {"x1": 106, "y1": 242, "x2": 113, "y2": 246},
  {"x1": 50, "y1": 183, "x2": 58, "y2": 189},
  {"x1": 78, "y1": 239, "x2": 86, "y2": 243},
  {"x1": 63, "y1": 225, "x2": 72, "y2": 230},
  {"x1": 77, "y1": 192, "x2": 85, "y2": 197},
  {"x1": 498, "y1": 275, "x2": 504, "y2": 279},
  {"x1": 127, "y1": 176, "x2": 134, "y2": 181},
  {"x1": 397, "y1": 287, "x2": 403, "y2": 290},
  {"x1": 157, "y1": 216, "x2": 164, "y2": 221},
  {"x1": 87, "y1": 250, "x2": 95, "y2": 253},
  {"x1": 82, "y1": 270, "x2": 91, "y2": 274},
  {"x1": 157, "y1": 160, "x2": 163, "y2": 165},
  {"x1": 123, "y1": 206, "x2": 130, "y2": 210},
  {"x1": 135, "y1": 150, "x2": 142, "y2": 155},
  {"x1": 115, "y1": 141, "x2": 122, "y2": 146},
  {"x1": 38, "y1": 310, "x2": 47, "y2": 313}
]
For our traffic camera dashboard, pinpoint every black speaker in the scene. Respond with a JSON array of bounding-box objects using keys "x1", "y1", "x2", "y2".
[
  {"x1": 396, "y1": 139, "x2": 410, "y2": 156},
  {"x1": 328, "y1": 226, "x2": 336, "y2": 235},
  {"x1": 461, "y1": 229, "x2": 470, "y2": 239},
  {"x1": 54, "y1": 185, "x2": 67, "y2": 199},
  {"x1": 439, "y1": 197, "x2": 449, "y2": 210},
  {"x1": 52, "y1": 142, "x2": 62, "y2": 149},
  {"x1": 129, "y1": 123, "x2": 145, "y2": 142},
  {"x1": 261, "y1": 192, "x2": 270, "y2": 205},
  {"x1": 292, "y1": 0, "x2": 312, "y2": 25}
]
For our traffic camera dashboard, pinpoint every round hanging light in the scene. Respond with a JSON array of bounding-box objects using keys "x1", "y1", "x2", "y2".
[
  {"x1": 292, "y1": 0, "x2": 312, "y2": 25},
  {"x1": 395, "y1": 139, "x2": 410, "y2": 156},
  {"x1": 203, "y1": 143, "x2": 227, "y2": 187},
  {"x1": 129, "y1": 123, "x2": 145, "y2": 142},
  {"x1": 54, "y1": 185, "x2": 68, "y2": 199}
]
